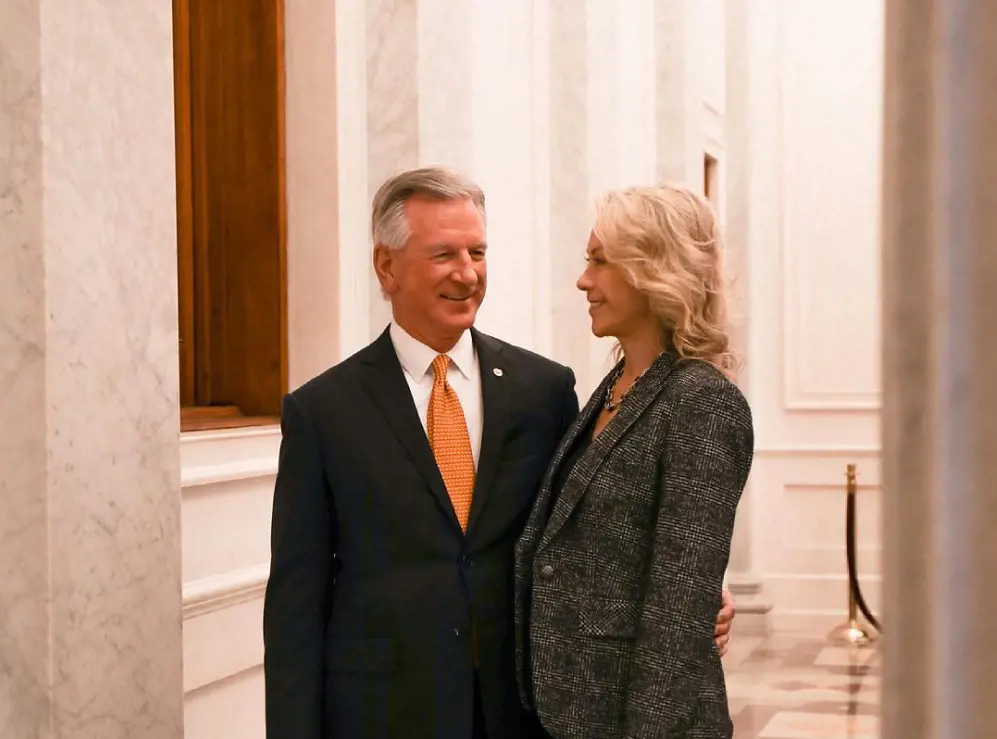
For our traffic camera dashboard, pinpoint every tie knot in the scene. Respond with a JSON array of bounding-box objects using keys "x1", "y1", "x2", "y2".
[{"x1": 432, "y1": 354, "x2": 451, "y2": 380}]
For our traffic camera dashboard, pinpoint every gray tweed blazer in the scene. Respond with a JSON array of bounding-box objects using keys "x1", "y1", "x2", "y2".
[{"x1": 513, "y1": 351, "x2": 753, "y2": 739}]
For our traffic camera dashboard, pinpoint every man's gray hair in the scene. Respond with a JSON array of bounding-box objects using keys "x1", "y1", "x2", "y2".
[{"x1": 371, "y1": 166, "x2": 487, "y2": 249}]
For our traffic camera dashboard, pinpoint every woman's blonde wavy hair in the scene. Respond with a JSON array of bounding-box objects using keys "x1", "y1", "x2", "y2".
[{"x1": 592, "y1": 182, "x2": 739, "y2": 378}]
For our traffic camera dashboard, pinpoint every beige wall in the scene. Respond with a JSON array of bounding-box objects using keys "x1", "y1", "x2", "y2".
[{"x1": 735, "y1": 0, "x2": 884, "y2": 631}]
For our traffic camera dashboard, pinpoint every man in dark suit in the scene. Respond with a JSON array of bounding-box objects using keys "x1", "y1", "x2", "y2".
[{"x1": 263, "y1": 166, "x2": 736, "y2": 739}]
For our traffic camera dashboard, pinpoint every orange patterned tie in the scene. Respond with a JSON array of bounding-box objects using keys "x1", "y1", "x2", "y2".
[{"x1": 427, "y1": 354, "x2": 476, "y2": 531}]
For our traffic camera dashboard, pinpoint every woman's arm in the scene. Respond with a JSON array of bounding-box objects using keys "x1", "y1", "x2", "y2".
[{"x1": 622, "y1": 378, "x2": 753, "y2": 738}]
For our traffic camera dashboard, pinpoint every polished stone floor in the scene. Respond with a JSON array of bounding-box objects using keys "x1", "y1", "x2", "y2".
[{"x1": 725, "y1": 633, "x2": 880, "y2": 738}]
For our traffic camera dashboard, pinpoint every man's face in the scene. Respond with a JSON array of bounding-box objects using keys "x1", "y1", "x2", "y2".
[{"x1": 374, "y1": 196, "x2": 487, "y2": 352}]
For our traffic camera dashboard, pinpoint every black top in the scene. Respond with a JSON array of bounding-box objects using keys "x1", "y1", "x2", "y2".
[{"x1": 546, "y1": 412, "x2": 597, "y2": 516}]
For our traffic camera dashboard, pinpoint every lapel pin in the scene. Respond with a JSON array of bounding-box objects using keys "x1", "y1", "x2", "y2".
[{"x1": 493, "y1": 367, "x2": 504, "y2": 377}]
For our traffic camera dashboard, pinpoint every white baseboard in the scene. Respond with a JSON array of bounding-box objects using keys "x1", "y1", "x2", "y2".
[
  {"x1": 770, "y1": 610, "x2": 882, "y2": 637},
  {"x1": 763, "y1": 573, "x2": 883, "y2": 637},
  {"x1": 727, "y1": 574, "x2": 773, "y2": 637}
]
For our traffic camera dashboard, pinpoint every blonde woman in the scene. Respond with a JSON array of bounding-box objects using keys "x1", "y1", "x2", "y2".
[{"x1": 514, "y1": 184, "x2": 753, "y2": 738}]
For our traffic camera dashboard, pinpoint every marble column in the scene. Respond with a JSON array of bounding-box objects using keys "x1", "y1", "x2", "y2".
[
  {"x1": 546, "y1": 0, "x2": 592, "y2": 387},
  {"x1": 0, "y1": 2, "x2": 183, "y2": 738},
  {"x1": 365, "y1": 0, "x2": 420, "y2": 336},
  {"x1": 882, "y1": 1, "x2": 997, "y2": 737},
  {"x1": 654, "y1": 0, "x2": 698, "y2": 185},
  {"x1": 719, "y1": 0, "x2": 772, "y2": 634}
]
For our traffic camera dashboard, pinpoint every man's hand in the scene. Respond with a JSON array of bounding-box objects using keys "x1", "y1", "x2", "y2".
[{"x1": 713, "y1": 588, "x2": 736, "y2": 657}]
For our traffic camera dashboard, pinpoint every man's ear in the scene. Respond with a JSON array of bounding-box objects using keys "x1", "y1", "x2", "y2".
[{"x1": 373, "y1": 244, "x2": 398, "y2": 294}]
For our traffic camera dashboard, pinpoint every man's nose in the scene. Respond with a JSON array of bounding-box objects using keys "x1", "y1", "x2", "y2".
[
  {"x1": 454, "y1": 267, "x2": 478, "y2": 286},
  {"x1": 451, "y1": 254, "x2": 479, "y2": 285}
]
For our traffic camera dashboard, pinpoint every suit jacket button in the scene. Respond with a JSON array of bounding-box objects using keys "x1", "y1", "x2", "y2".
[
  {"x1": 454, "y1": 628, "x2": 461, "y2": 637},
  {"x1": 539, "y1": 564, "x2": 554, "y2": 580}
]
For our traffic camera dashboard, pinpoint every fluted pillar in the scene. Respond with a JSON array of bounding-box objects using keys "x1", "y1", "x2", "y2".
[{"x1": 882, "y1": 1, "x2": 997, "y2": 737}]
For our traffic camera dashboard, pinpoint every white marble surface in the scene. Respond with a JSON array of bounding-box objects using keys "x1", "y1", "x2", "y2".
[
  {"x1": 0, "y1": 2, "x2": 183, "y2": 737},
  {"x1": 466, "y1": 0, "x2": 539, "y2": 352},
  {"x1": 654, "y1": 0, "x2": 699, "y2": 183},
  {"x1": 882, "y1": 1, "x2": 997, "y2": 736},
  {"x1": 335, "y1": 0, "x2": 718, "y2": 387},
  {"x1": 0, "y1": 1, "x2": 51, "y2": 735},
  {"x1": 722, "y1": 0, "x2": 754, "y2": 577},
  {"x1": 547, "y1": 0, "x2": 595, "y2": 393},
  {"x1": 417, "y1": 0, "x2": 473, "y2": 172},
  {"x1": 285, "y1": 0, "x2": 341, "y2": 389},
  {"x1": 367, "y1": 0, "x2": 419, "y2": 336},
  {"x1": 366, "y1": 0, "x2": 419, "y2": 187}
]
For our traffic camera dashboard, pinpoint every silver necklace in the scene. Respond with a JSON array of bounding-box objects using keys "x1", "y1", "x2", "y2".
[{"x1": 603, "y1": 361, "x2": 655, "y2": 412}]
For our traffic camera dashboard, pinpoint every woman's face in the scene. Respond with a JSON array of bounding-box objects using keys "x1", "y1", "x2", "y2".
[{"x1": 576, "y1": 231, "x2": 654, "y2": 340}]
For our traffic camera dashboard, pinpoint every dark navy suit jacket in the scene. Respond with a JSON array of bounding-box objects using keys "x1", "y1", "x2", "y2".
[{"x1": 263, "y1": 327, "x2": 578, "y2": 739}]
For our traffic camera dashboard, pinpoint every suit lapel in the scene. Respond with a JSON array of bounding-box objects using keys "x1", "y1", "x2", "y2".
[
  {"x1": 517, "y1": 367, "x2": 605, "y2": 556},
  {"x1": 466, "y1": 329, "x2": 510, "y2": 536},
  {"x1": 537, "y1": 351, "x2": 678, "y2": 551},
  {"x1": 360, "y1": 328, "x2": 461, "y2": 531}
]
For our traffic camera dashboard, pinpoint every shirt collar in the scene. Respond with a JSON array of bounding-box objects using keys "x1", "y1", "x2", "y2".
[{"x1": 389, "y1": 321, "x2": 475, "y2": 381}]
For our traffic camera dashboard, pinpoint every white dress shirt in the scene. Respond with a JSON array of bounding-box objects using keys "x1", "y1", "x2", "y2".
[{"x1": 389, "y1": 322, "x2": 483, "y2": 468}]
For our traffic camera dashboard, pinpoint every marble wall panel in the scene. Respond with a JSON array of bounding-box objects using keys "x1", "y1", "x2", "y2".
[
  {"x1": 0, "y1": 1, "x2": 50, "y2": 736},
  {"x1": 0, "y1": 2, "x2": 184, "y2": 737}
]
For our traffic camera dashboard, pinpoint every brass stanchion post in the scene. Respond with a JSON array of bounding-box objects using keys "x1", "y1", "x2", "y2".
[{"x1": 828, "y1": 464, "x2": 878, "y2": 647}]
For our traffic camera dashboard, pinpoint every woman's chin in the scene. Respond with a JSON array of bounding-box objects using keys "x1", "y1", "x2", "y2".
[{"x1": 589, "y1": 321, "x2": 612, "y2": 339}]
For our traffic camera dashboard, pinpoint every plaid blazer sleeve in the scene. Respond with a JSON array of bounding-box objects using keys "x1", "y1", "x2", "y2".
[{"x1": 622, "y1": 378, "x2": 753, "y2": 738}]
